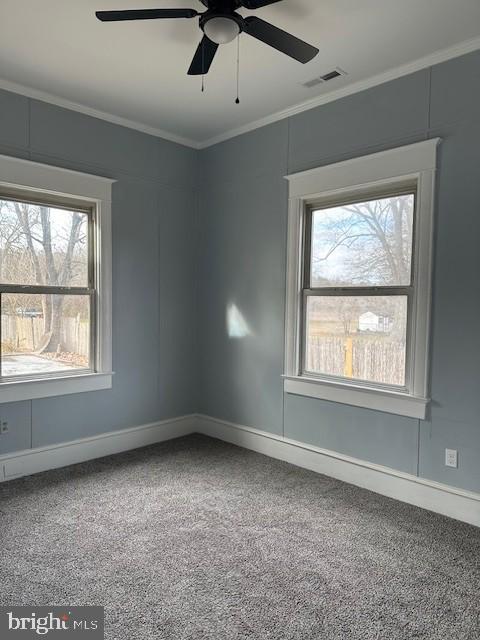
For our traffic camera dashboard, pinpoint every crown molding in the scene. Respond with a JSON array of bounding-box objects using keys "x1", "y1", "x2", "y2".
[
  {"x1": 198, "y1": 35, "x2": 480, "y2": 148},
  {"x1": 0, "y1": 77, "x2": 200, "y2": 149},
  {"x1": 0, "y1": 35, "x2": 479, "y2": 151}
]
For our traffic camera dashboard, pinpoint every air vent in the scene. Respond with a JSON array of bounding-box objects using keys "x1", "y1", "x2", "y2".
[
  {"x1": 301, "y1": 68, "x2": 347, "y2": 89},
  {"x1": 320, "y1": 69, "x2": 343, "y2": 82}
]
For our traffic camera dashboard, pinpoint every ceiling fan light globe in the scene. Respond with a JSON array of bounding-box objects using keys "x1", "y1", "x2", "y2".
[{"x1": 204, "y1": 17, "x2": 240, "y2": 44}]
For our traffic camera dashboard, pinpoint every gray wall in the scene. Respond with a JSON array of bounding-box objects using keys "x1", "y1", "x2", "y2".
[
  {"x1": 198, "y1": 50, "x2": 480, "y2": 494},
  {"x1": 1, "y1": 49, "x2": 479, "y2": 497},
  {"x1": 0, "y1": 92, "x2": 198, "y2": 452}
]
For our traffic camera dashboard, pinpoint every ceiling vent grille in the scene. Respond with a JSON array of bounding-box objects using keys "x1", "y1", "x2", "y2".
[
  {"x1": 320, "y1": 69, "x2": 343, "y2": 82},
  {"x1": 301, "y1": 68, "x2": 347, "y2": 89}
]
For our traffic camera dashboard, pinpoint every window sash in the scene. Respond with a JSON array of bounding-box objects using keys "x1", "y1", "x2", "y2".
[
  {"x1": 299, "y1": 289, "x2": 414, "y2": 392},
  {"x1": 0, "y1": 198, "x2": 97, "y2": 381},
  {"x1": 300, "y1": 189, "x2": 417, "y2": 392},
  {"x1": 303, "y1": 189, "x2": 417, "y2": 290},
  {"x1": 0, "y1": 290, "x2": 96, "y2": 383}
]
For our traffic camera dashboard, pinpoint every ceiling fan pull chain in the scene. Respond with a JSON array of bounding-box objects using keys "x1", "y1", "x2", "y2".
[
  {"x1": 235, "y1": 34, "x2": 240, "y2": 104},
  {"x1": 201, "y1": 39, "x2": 206, "y2": 93}
]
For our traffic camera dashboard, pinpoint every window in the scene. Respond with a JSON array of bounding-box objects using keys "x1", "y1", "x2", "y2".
[
  {"x1": 284, "y1": 140, "x2": 439, "y2": 419},
  {"x1": 0, "y1": 197, "x2": 92, "y2": 379},
  {"x1": 0, "y1": 154, "x2": 113, "y2": 403},
  {"x1": 304, "y1": 191, "x2": 413, "y2": 387}
]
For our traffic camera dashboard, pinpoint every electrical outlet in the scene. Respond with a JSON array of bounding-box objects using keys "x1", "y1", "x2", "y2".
[
  {"x1": 445, "y1": 448, "x2": 458, "y2": 468},
  {"x1": 0, "y1": 420, "x2": 9, "y2": 434}
]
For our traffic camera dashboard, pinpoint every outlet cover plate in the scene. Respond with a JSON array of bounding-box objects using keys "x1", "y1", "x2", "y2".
[{"x1": 445, "y1": 448, "x2": 458, "y2": 468}]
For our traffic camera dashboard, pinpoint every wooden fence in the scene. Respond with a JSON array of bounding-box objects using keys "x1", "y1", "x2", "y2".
[
  {"x1": 307, "y1": 335, "x2": 406, "y2": 386},
  {"x1": 1, "y1": 315, "x2": 89, "y2": 356}
]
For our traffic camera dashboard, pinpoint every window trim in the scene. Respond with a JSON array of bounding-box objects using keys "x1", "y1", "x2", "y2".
[
  {"x1": 284, "y1": 139, "x2": 440, "y2": 420},
  {"x1": 0, "y1": 153, "x2": 114, "y2": 403}
]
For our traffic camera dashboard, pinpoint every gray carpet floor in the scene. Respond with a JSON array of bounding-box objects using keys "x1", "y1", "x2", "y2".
[{"x1": 1, "y1": 434, "x2": 479, "y2": 639}]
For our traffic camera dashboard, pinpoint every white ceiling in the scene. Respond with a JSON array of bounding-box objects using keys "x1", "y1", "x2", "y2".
[{"x1": 1, "y1": 0, "x2": 480, "y2": 147}]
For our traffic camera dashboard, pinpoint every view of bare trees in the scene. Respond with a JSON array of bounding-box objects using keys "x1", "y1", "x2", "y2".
[
  {"x1": 311, "y1": 193, "x2": 414, "y2": 287},
  {"x1": 306, "y1": 194, "x2": 414, "y2": 386},
  {"x1": 0, "y1": 198, "x2": 89, "y2": 376}
]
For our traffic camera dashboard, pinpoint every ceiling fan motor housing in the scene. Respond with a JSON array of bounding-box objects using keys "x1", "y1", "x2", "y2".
[
  {"x1": 200, "y1": 12, "x2": 244, "y2": 43},
  {"x1": 200, "y1": 1, "x2": 245, "y2": 44}
]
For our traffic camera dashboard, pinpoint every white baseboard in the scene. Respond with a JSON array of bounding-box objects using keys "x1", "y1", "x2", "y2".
[
  {"x1": 0, "y1": 414, "x2": 196, "y2": 481},
  {"x1": 196, "y1": 414, "x2": 480, "y2": 528},
  {"x1": 2, "y1": 411, "x2": 479, "y2": 528}
]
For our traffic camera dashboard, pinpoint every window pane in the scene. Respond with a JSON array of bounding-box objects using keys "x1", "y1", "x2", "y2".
[
  {"x1": 305, "y1": 296, "x2": 408, "y2": 386},
  {"x1": 310, "y1": 194, "x2": 414, "y2": 287},
  {"x1": 1, "y1": 294, "x2": 90, "y2": 377},
  {"x1": 0, "y1": 198, "x2": 89, "y2": 287}
]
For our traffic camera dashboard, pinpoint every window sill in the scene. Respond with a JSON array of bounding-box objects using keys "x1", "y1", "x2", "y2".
[
  {"x1": 0, "y1": 372, "x2": 113, "y2": 404},
  {"x1": 283, "y1": 375, "x2": 428, "y2": 420}
]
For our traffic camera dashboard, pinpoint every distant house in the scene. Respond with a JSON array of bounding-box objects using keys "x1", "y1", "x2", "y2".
[{"x1": 358, "y1": 311, "x2": 391, "y2": 333}]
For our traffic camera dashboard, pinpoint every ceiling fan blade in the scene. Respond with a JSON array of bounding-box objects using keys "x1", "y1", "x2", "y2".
[
  {"x1": 243, "y1": 16, "x2": 318, "y2": 63},
  {"x1": 242, "y1": 0, "x2": 283, "y2": 9},
  {"x1": 188, "y1": 36, "x2": 219, "y2": 75},
  {"x1": 96, "y1": 9, "x2": 198, "y2": 22}
]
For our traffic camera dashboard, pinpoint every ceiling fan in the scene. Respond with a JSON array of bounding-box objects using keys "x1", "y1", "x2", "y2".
[{"x1": 96, "y1": 1, "x2": 319, "y2": 76}]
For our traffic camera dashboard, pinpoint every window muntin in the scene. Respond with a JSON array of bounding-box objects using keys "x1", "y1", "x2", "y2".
[
  {"x1": 0, "y1": 195, "x2": 95, "y2": 380},
  {"x1": 301, "y1": 190, "x2": 415, "y2": 390}
]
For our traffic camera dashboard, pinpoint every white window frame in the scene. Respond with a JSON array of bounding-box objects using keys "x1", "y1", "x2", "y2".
[
  {"x1": 284, "y1": 139, "x2": 440, "y2": 420},
  {"x1": 0, "y1": 153, "x2": 114, "y2": 403}
]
